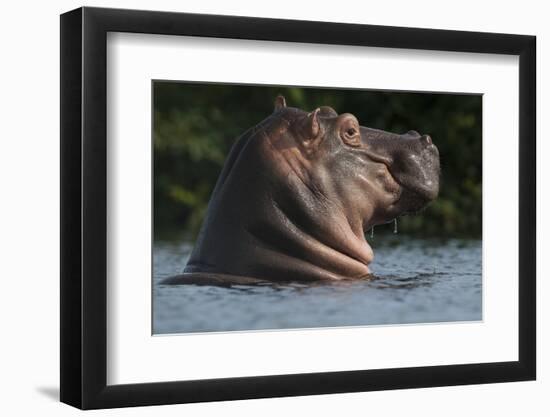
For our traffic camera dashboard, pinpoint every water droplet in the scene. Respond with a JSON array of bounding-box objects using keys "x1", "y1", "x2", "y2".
[{"x1": 393, "y1": 218, "x2": 398, "y2": 234}]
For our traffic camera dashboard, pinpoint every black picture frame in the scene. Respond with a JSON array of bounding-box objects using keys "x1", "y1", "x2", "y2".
[{"x1": 60, "y1": 6, "x2": 536, "y2": 410}]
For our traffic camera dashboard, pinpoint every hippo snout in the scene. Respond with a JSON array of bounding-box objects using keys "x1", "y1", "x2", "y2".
[
  {"x1": 394, "y1": 134, "x2": 440, "y2": 210},
  {"x1": 362, "y1": 128, "x2": 440, "y2": 212}
]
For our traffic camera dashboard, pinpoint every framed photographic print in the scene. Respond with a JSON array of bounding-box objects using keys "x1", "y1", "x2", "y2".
[{"x1": 60, "y1": 6, "x2": 536, "y2": 409}]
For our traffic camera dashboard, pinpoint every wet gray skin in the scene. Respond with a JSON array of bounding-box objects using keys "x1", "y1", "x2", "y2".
[{"x1": 163, "y1": 96, "x2": 440, "y2": 285}]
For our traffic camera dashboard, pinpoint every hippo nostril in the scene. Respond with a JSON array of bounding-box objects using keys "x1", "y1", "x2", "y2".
[
  {"x1": 407, "y1": 130, "x2": 420, "y2": 137},
  {"x1": 421, "y1": 135, "x2": 432, "y2": 145}
]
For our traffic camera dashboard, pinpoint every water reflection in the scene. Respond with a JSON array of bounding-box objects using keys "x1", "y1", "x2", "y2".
[{"x1": 153, "y1": 236, "x2": 482, "y2": 334}]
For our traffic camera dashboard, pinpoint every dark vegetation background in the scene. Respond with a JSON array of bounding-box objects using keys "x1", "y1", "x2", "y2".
[{"x1": 153, "y1": 82, "x2": 482, "y2": 241}]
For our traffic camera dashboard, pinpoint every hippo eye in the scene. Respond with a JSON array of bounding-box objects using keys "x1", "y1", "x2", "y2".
[
  {"x1": 343, "y1": 127, "x2": 360, "y2": 146},
  {"x1": 339, "y1": 116, "x2": 361, "y2": 146}
]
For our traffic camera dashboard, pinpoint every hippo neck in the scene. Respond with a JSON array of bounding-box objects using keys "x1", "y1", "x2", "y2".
[{"x1": 244, "y1": 159, "x2": 374, "y2": 281}]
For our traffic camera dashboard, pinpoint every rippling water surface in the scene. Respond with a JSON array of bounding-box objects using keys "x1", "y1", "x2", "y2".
[{"x1": 153, "y1": 237, "x2": 481, "y2": 334}]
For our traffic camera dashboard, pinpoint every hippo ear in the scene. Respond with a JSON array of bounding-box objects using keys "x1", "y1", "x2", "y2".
[
  {"x1": 274, "y1": 95, "x2": 287, "y2": 111},
  {"x1": 300, "y1": 108, "x2": 321, "y2": 141}
]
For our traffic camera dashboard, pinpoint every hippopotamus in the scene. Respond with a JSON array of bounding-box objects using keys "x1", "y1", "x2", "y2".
[{"x1": 162, "y1": 96, "x2": 440, "y2": 285}]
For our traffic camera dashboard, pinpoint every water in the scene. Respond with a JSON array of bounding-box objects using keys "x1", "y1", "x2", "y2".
[{"x1": 153, "y1": 237, "x2": 482, "y2": 334}]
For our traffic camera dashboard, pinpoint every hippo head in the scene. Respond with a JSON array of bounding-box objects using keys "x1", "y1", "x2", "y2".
[
  {"x1": 270, "y1": 96, "x2": 440, "y2": 232},
  {"x1": 172, "y1": 95, "x2": 440, "y2": 285}
]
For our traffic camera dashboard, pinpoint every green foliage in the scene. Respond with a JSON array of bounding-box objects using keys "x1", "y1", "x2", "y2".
[{"x1": 153, "y1": 82, "x2": 481, "y2": 240}]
